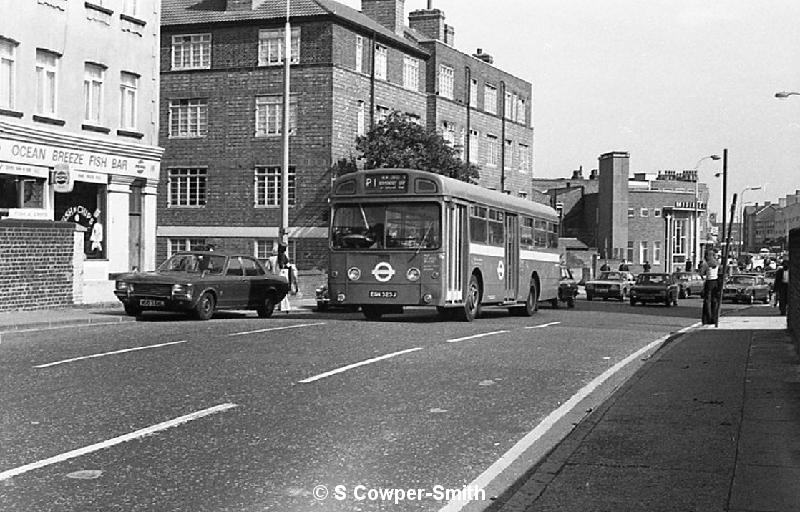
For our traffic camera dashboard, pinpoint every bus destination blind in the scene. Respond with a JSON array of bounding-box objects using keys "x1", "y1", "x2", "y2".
[{"x1": 364, "y1": 173, "x2": 408, "y2": 193}]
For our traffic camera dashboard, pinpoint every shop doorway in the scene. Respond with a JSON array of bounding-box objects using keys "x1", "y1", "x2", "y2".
[{"x1": 129, "y1": 182, "x2": 143, "y2": 271}]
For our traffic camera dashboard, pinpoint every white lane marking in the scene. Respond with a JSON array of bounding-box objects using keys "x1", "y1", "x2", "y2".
[
  {"x1": 227, "y1": 322, "x2": 326, "y2": 337},
  {"x1": 446, "y1": 330, "x2": 509, "y2": 343},
  {"x1": 2, "y1": 321, "x2": 133, "y2": 335},
  {"x1": 34, "y1": 340, "x2": 188, "y2": 369},
  {"x1": 298, "y1": 347, "x2": 423, "y2": 384},
  {"x1": 525, "y1": 322, "x2": 561, "y2": 329},
  {"x1": 0, "y1": 403, "x2": 237, "y2": 482},
  {"x1": 438, "y1": 324, "x2": 698, "y2": 512}
]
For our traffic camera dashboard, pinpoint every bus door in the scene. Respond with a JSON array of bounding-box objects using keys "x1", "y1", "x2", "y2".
[
  {"x1": 446, "y1": 203, "x2": 466, "y2": 303},
  {"x1": 505, "y1": 213, "x2": 519, "y2": 301}
]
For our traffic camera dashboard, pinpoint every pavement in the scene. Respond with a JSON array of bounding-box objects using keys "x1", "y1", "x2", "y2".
[
  {"x1": 491, "y1": 306, "x2": 800, "y2": 512},
  {"x1": 1, "y1": 301, "x2": 798, "y2": 511}
]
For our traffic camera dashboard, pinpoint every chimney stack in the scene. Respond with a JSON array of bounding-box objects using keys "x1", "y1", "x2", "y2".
[
  {"x1": 408, "y1": 7, "x2": 446, "y2": 41},
  {"x1": 362, "y1": 0, "x2": 406, "y2": 36},
  {"x1": 473, "y1": 48, "x2": 494, "y2": 64}
]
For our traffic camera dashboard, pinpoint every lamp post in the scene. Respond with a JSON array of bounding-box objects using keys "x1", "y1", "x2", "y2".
[
  {"x1": 692, "y1": 154, "x2": 721, "y2": 268},
  {"x1": 738, "y1": 186, "x2": 761, "y2": 257},
  {"x1": 279, "y1": 0, "x2": 291, "y2": 247}
]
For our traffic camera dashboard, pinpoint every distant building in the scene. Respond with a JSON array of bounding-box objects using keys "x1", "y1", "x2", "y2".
[
  {"x1": 0, "y1": 0, "x2": 163, "y2": 302},
  {"x1": 742, "y1": 190, "x2": 800, "y2": 252},
  {"x1": 158, "y1": 0, "x2": 534, "y2": 268}
]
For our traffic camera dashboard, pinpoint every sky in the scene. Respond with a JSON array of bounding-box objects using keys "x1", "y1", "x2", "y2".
[{"x1": 338, "y1": 0, "x2": 800, "y2": 216}]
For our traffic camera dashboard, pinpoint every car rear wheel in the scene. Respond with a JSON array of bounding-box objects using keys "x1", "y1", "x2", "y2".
[
  {"x1": 193, "y1": 292, "x2": 216, "y2": 320},
  {"x1": 257, "y1": 295, "x2": 276, "y2": 318},
  {"x1": 630, "y1": 297, "x2": 637, "y2": 306}
]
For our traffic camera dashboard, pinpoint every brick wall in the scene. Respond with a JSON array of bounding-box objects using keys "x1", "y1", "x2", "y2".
[
  {"x1": 0, "y1": 220, "x2": 76, "y2": 312},
  {"x1": 788, "y1": 227, "x2": 799, "y2": 353}
]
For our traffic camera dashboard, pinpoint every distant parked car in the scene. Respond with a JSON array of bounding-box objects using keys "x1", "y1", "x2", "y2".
[
  {"x1": 630, "y1": 272, "x2": 679, "y2": 307},
  {"x1": 672, "y1": 271, "x2": 704, "y2": 298},
  {"x1": 585, "y1": 271, "x2": 635, "y2": 301},
  {"x1": 722, "y1": 274, "x2": 771, "y2": 304},
  {"x1": 114, "y1": 252, "x2": 290, "y2": 320},
  {"x1": 553, "y1": 266, "x2": 578, "y2": 308}
]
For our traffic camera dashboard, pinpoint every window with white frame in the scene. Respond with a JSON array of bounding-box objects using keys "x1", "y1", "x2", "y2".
[
  {"x1": 356, "y1": 100, "x2": 366, "y2": 136},
  {"x1": 119, "y1": 72, "x2": 138, "y2": 129},
  {"x1": 258, "y1": 28, "x2": 300, "y2": 66},
  {"x1": 674, "y1": 219, "x2": 687, "y2": 257},
  {"x1": 375, "y1": 104, "x2": 390, "y2": 124},
  {"x1": 628, "y1": 208, "x2": 635, "y2": 218},
  {"x1": 355, "y1": 35, "x2": 363, "y2": 73},
  {"x1": 516, "y1": 97, "x2": 526, "y2": 123},
  {"x1": 640, "y1": 208, "x2": 649, "y2": 217},
  {"x1": 504, "y1": 139, "x2": 513, "y2": 170},
  {"x1": 83, "y1": 63, "x2": 104, "y2": 124},
  {"x1": 640, "y1": 241, "x2": 649, "y2": 264},
  {"x1": 171, "y1": 34, "x2": 211, "y2": 70},
  {"x1": 469, "y1": 129, "x2": 479, "y2": 163},
  {"x1": 469, "y1": 78, "x2": 478, "y2": 107},
  {"x1": 627, "y1": 241, "x2": 634, "y2": 262},
  {"x1": 403, "y1": 55, "x2": 419, "y2": 91},
  {"x1": 168, "y1": 238, "x2": 207, "y2": 257},
  {"x1": 254, "y1": 166, "x2": 296, "y2": 207},
  {"x1": 374, "y1": 45, "x2": 387, "y2": 80},
  {"x1": 438, "y1": 64, "x2": 454, "y2": 99},
  {"x1": 486, "y1": 134, "x2": 499, "y2": 167},
  {"x1": 169, "y1": 98, "x2": 207, "y2": 138},
  {"x1": 35, "y1": 49, "x2": 58, "y2": 115},
  {"x1": 654, "y1": 241, "x2": 662, "y2": 264},
  {"x1": 0, "y1": 38, "x2": 16, "y2": 110},
  {"x1": 504, "y1": 91, "x2": 514, "y2": 119},
  {"x1": 168, "y1": 168, "x2": 207, "y2": 207},
  {"x1": 519, "y1": 143, "x2": 530, "y2": 173},
  {"x1": 255, "y1": 95, "x2": 297, "y2": 137},
  {"x1": 484, "y1": 83, "x2": 497, "y2": 114}
]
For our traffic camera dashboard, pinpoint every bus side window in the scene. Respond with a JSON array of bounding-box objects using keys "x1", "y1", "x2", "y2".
[
  {"x1": 470, "y1": 205, "x2": 488, "y2": 243},
  {"x1": 521, "y1": 217, "x2": 534, "y2": 248}
]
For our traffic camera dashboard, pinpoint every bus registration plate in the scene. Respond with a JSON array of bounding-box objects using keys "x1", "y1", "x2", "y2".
[{"x1": 369, "y1": 290, "x2": 397, "y2": 299}]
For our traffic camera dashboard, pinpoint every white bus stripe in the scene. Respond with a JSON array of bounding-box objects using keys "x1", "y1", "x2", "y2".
[
  {"x1": 298, "y1": 347, "x2": 423, "y2": 383},
  {"x1": 468, "y1": 243, "x2": 505, "y2": 257},
  {"x1": 227, "y1": 322, "x2": 326, "y2": 337},
  {"x1": 438, "y1": 329, "x2": 688, "y2": 512},
  {"x1": 520, "y1": 250, "x2": 561, "y2": 262},
  {"x1": 34, "y1": 340, "x2": 189, "y2": 368},
  {"x1": 447, "y1": 330, "x2": 509, "y2": 343},
  {"x1": 0, "y1": 403, "x2": 238, "y2": 481}
]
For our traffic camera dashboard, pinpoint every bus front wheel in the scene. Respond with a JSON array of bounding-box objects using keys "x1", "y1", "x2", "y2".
[
  {"x1": 362, "y1": 305, "x2": 383, "y2": 321},
  {"x1": 459, "y1": 275, "x2": 482, "y2": 322}
]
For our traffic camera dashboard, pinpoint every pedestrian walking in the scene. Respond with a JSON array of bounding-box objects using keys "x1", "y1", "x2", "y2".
[
  {"x1": 276, "y1": 244, "x2": 299, "y2": 312},
  {"x1": 643, "y1": 261, "x2": 651, "y2": 273},
  {"x1": 774, "y1": 259, "x2": 790, "y2": 316},
  {"x1": 700, "y1": 250, "x2": 720, "y2": 325}
]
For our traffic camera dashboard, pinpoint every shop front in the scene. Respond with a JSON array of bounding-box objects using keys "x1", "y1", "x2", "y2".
[{"x1": 0, "y1": 127, "x2": 162, "y2": 303}]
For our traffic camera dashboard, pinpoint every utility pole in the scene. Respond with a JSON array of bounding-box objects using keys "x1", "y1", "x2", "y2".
[{"x1": 280, "y1": 0, "x2": 291, "y2": 247}]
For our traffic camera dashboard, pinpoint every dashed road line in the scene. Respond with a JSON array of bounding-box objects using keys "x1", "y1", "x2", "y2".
[
  {"x1": 525, "y1": 321, "x2": 561, "y2": 329},
  {"x1": 298, "y1": 347, "x2": 423, "y2": 383},
  {"x1": 0, "y1": 403, "x2": 238, "y2": 482},
  {"x1": 446, "y1": 330, "x2": 509, "y2": 343},
  {"x1": 227, "y1": 322, "x2": 327, "y2": 337},
  {"x1": 34, "y1": 340, "x2": 189, "y2": 369}
]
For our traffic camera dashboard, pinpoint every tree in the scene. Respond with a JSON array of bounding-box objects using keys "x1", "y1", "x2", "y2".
[{"x1": 352, "y1": 112, "x2": 480, "y2": 183}]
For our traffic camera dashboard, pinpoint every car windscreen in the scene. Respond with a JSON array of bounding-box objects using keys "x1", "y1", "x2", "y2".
[
  {"x1": 729, "y1": 276, "x2": 756, "y2": 286},
  {"x1": 598, "y1": 272, "x2": 622, "y2": 281},
  {"x1": 331, "y1": 202, "x2": 441, "y2": 250},
  {"x1": 637, "y1": 274, "x2": 667, "y2": 284},
  {"x1": 158, "y1": 254, "x2": 226, "y2": 274}
]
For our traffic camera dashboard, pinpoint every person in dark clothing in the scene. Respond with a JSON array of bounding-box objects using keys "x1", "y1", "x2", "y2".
[
  {"x1": 701, "y1": 250, "x2": 720, "y2": 325},
  {"x1": 643, "y1": 261, "x2": 651, "y2": 273},
  {"x1": 618, "y1": 260, "x2": 630, "y2": 271},
  {"x1": 774, "y1": 259, "x2": 790, "y2": 316},
  {"x1": 600, "y1": 260, "x2": 610, "y2": 272}
]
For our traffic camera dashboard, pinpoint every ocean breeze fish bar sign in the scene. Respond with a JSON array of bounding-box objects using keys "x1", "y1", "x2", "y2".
[{"x1": 0, "y1": 141, "x2": 159, "y2": 180}]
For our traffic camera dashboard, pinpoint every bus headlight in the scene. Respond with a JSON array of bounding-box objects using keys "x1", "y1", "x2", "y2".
[
  {"x1": 406, "y1": 268, "x2": 421, "y2": 281},
  {"x1": 347, "y1": 267, "x2": 361, "y2": 281}
]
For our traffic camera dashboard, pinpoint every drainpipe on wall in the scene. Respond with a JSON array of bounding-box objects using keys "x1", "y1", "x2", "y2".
[
  {"x1": 500, "y1": 80, "x2": 506, "y2": 192},
  {"x1": 369, "y1": 31, "x2": 377, "y2": 129},
  {"x1": 465, "y1": 66, "x2": 471, "y2": 166}
]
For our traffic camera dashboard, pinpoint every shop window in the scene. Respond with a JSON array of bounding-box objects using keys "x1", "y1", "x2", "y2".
[
  {"x1": 0, "y1": 175, "x2": 45, "y2": 212},
  {"x1": 54, "y1": 181, "x2": 107, "y2": 260}
]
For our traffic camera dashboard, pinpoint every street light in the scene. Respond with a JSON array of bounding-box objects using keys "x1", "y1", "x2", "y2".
[
  {"x1": 775, "y1": 91, "x2": 800, "y2": 98},
  {"x1": 693, "y1": 154, "x2": 721, "y2": 268},
  {"x1": 738, "y1": 186, "x2": 762, "y2": 258}
]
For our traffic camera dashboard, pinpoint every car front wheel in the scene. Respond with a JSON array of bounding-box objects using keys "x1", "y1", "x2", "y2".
[
  {"x1": 257, "y1": 295, "x2": 276, "y2": 318},
  {"x1": 124, "y1": 303, "x2": 141, "y2": 317},
  {"x1": 193, "y1": 292, "x2": 216, "y2": 320}
]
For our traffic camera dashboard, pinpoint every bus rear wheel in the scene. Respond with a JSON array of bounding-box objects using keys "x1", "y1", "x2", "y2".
[
  {"x1": 512, "y1": 283, "x2": 539, "y2": 316},
  {"x1": 458, "y1": 274, "x2": 482, "y2": 322}
]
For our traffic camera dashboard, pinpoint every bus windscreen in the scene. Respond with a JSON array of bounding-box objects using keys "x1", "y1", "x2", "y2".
[{"x1": 331, "y1": 202, "x2": 441, "y2": 250}]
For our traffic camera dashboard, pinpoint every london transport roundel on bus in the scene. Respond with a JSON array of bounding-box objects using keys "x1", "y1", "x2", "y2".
[
  {"x1": 497, "y1": 260, "x2": 505, "y2": 281},
  {"x1": 371, "y1": 262, "x2": 396, "y2": 282}
]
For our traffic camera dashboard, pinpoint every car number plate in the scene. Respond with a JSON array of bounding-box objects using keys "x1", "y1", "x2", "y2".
[
  {"x1": 369, "y1": 290, "x2": 397, "y2": 298},
  {"x1": 140, "y1": 299, "x2": 165, "y2": 307}
]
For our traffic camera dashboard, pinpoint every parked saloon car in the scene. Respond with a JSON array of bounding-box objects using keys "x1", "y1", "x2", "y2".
[
  {"x1": 554, "y1": 266, "x2": 578, "y2": 308},
  {"x1": 722, "y1": 274, "x2": 771, "y2": 304},
  {"x1": 630, "y1": 272, "x2": 679, "y2": 307},
  {"x1": 672, "y1": 271, "x2": 704, "y2": 299},
  {"x1": 114, "y1": 252, "x2": 290, "y2": 320},
  {"x1": 585, "y1": 271, "x2": 635, "y2": 301}
]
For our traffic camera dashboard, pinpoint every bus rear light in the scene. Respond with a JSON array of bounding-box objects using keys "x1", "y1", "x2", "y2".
[
  {"x1": 406, "y1": 268, "x2": 421, "y2": 281},
  {"x1": 337, "y1": 292, "x2": 346, "y2": 302},
  {"x1": 347, "y1": 267, "x2": 361, "y2": 281},
  {"x1": 422, "y1": 293, "x2": 433, "y2": 304}
]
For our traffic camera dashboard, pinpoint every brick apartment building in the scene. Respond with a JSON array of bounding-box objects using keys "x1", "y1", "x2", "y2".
[
  {"x1": 158, "y1": 0, "x2": 534, "y2": 269},
  {"x1": 0, "y1": 0, "x2": 163, "y2": 304},
  {"x1": 534, "y1": 152, "x2": 713, "y2": 273}
]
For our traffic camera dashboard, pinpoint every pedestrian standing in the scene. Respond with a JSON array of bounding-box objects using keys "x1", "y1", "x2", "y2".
[
  {"x1": 701, "y1": 250, "x2": 720, "y2": 325},
  {"x1": 643, "y1": 261, "x2": 651, "y2": 273},
  {"x1": 774, "y1": 259, "x2": 790, "y2": 316},
  {"x1": 600, "y1": 260, "x2": 610, "y2": 272},
  {"x1": 277, "y1": 244, "x2": 292, "y2": 312}
]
